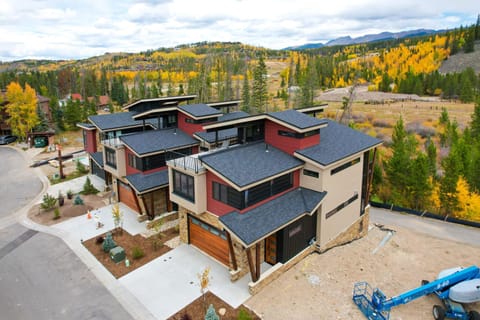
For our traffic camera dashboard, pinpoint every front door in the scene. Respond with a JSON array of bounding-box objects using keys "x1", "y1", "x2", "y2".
[{"x1": 265, "y1": 234, "x2": 277, "y2": 265}]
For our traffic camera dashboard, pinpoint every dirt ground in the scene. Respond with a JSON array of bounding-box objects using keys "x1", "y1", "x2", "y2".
[
  {"x1": 28, "y1": 194, "x2": 109, "y2": 225},
  {"x1": 169, "y1": 291, "x2": 260, "y2": 320},
  {"x1": 246, "y1": 224, "x2": 480, "y2": 320},
  {"x1": 83, "y1": 227, "x2": 178, "y2": 278}
]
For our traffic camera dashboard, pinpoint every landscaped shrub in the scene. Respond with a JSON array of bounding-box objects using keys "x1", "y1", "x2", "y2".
[
  {"x1": 131, "y1": 246, "x2": 145, "y2": 259},
  {"x1": 40, "y1": 193, "x2": 57, "y2": 210},
  {"x1": 82, "y1": 176, "x2": 99, "y2": 195},
  {"x1": 53, "y1": 208, "x2": 61, "y2": 220},
  {"x1": 180, "y1": 313, "x2": 192, "y2": 320},
  {"x1": 95, "y1": 236, "x2": 104, "y2": 245},
  {"x1": 237, "y1": 309, "x2": 253, "y2": 320},
  {"x1": 102, "y1": 232, "x2": 116, "y2": 252},
  {"x1": 204, "y1": 304, "x2": 219, "y2": 320},
  {"x1": 73, "y1": 194, "x2": 84, "y2": 205},
  {"x1": 76, "y1": 160, "x2": 89, "y2": 174}
]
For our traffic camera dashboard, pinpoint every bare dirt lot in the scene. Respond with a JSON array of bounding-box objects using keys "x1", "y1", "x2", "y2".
[{"x1": 246, "y1": 223, "x2": 480, "y2": 320}]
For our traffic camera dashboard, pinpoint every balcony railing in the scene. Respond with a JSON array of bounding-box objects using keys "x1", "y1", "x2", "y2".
[
  {"x1": 101, "y1": 137, "x2": 122, "y2": 147},
  {"x1": 166, "y1": 151, "x2": 205, "y2": 174}
]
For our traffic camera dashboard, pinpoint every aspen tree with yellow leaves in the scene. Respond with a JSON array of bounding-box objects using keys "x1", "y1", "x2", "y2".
[{"x1": 4, "y1": 82, "x2": 39, "y2": 139}]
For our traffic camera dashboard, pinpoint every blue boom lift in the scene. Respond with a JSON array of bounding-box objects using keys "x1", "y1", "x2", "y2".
[{"x1": 353, "y1": 265, "x2": 480, "y2": 320}]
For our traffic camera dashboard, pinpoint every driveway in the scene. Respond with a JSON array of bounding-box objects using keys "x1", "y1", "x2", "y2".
[
  {"x1": 120, "y1": 244, "x2": 251, "y2": 319},
  {"x1": 0, "y1": 147, "x2": 42, "y2": 219}
]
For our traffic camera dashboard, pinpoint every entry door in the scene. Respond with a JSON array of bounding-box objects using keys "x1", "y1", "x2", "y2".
[{"x1": 265, "y1": 234, "x2": 277, "y2": 265}]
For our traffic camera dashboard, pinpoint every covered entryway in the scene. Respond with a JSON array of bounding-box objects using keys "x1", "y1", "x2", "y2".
[
  {"x1": 118, "y1": 180, "x2": 140, "y2": 212},
  {"x1": 188, "y1": 216, "x2": 229, "y2": 266}
]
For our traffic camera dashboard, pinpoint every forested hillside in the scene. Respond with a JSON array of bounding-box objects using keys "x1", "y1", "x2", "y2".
[{"x1": 1, "y1": 19, "x2": 480, "y2": 222}]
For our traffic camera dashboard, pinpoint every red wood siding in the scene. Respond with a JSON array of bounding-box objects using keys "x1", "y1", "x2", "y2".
[
  {"x1": 206, "y1": 170, "x2": 301, "y2": 217},
  {"x1": 177, "y1": 112, "x2": 205, "y2": 137},
  {"x1": 85, "y1": 130, "x2": 97, "y2": 153},
  {"x1": 265, "y1": 120, "x2": 319, "y2": 154}
]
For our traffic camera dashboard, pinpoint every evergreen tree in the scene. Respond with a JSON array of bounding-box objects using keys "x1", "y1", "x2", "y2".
[
  {"x1": 33, "y1": 104, "x2": 49, "y2": 132},
  {"x1": 476, "y1": 14, "x2": 480, "y2": 40},
  {"x1": 439, "y1": 150, "x2": 461, "y2": 215},
  {"x1": 464, "y1": 28, "x2": 475, "y2": 53},
  {"x1": 251, "y1": 55, "x2": 268, "y2": 113},
  {"x1": 241, "y1": 71, "x2": 250, "y2": 113},
  {"x1": 470, "y1": 99, "x2": 480, "y2": 141},
  {"x1": 408, "y1": 153, "x2": 433, "y2": 210},
  {"x1": 425, "y1": 136, "x2": 437, "y2": 178},
  {"x1": 460, "y1": 76, "x2": 474, "y2": 103}
]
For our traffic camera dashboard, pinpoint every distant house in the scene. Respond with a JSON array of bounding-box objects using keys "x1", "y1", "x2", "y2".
[
  {"x1": 87, "y1": 95, "x2": 110, "y2": 111},
  {"x1": 71, "y1": 93, "x2": 83, "y2": 102}
]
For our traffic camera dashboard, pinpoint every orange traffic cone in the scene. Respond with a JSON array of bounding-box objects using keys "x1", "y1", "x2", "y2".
[{"x1": 87, "y1": 210, "x2": 92, "y2": 219}]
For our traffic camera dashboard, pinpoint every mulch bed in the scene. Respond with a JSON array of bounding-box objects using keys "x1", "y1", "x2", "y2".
[
  {"x1": 168, "y1": 291, "x2": 260, "y2": 320},
  {"x1": 83, "y1": 227, "x2": 178, "y2": 278}
]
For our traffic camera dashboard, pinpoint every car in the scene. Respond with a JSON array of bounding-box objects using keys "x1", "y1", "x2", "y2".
[{"x1": 0, "y1": 135, "x2": 18, "y2": 145}]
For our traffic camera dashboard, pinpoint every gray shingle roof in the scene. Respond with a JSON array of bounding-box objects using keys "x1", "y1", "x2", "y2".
[
  {"x1": 194, "y1": 128, "x2": 238, "y2": 143},
  {"x1": 178, "y1": 104, "x2": 222, "y2": 118},
  {"x1": 217, "y1": 111, "x2": 250, "y2": 122},
  {"x1": 89, "y1": 112, "x2": 156, "y2": 131},
  {"x1": 296, "y1": 119, "x2": 382, "y2": 166},
  {"x1": 89, "y1": 152, "x2": 103, "y2": 167},
  {"x1": 220, "y1": 188, "x2": 326, "y2": 246},
  {"x1": 125, "y1": 169, "x2": 169, "y2": 194},
  {"x1": 120, "y1": 128, "x2": 198, "y2": 155},
  {"x1": 200, "y1": 142, "x2": 303, "y2": 188},
  {"x1": 268, "y1": 109, "x2": 327, "y2": 130}
]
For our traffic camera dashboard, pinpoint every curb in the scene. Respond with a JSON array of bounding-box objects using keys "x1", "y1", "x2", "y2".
[{"x1": 2, "y1": 146, "x2": 156, "y2": 320}]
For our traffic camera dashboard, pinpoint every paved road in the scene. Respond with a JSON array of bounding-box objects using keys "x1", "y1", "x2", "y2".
[
  {"x1": 0, "y1": 147, "x2": 134, "y2": 320},
  {"x1": 0, "y1": 223, "x2": 132, "y2": 320},
  {"x1": 370, "y1": 207, "x2": 480, "y2": 247},
  {"x1": 0, "y1": 147, "x2": 42, "y2": 218}
]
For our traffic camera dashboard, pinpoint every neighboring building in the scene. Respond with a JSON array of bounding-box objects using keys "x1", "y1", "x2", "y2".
[
  {"x1": 167, "y1": 109, "x2": 381, "y2": 293},
  {"x1": 77, "y1": 95, "x2": 241, "y2": 220},
  {"x1": 87, "y1": 95, "x2": 110, "y2": 111}
]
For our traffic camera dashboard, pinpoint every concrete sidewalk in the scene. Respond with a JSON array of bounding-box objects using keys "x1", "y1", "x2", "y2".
[{"x1": 37, "y1": 174, "x2": 106, "y2": 204}]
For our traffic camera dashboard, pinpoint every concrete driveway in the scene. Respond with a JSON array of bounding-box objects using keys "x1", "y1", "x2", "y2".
[{"x1": 120, "y1": 244, "x2": 252, "y2": 319}]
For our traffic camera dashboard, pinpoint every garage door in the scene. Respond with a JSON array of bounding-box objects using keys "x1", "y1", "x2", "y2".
[
  {"x1": 118, "y1": 180, "x2": 140, "y2": 212},
  {"x1": 189, "y1": 216, "x2": 229, "y2": 266}
]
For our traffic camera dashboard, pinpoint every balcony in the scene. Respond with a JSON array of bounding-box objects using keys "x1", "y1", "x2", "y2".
[
  {"x1": 166, "y1": 153, "x2": 205, "y2": 174},
  {"x1": 101, "y1": 137, "x2": 122, "y2": 148}
]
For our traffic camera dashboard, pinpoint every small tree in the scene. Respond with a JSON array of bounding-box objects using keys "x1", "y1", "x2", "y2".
[
  {"x1": 76, "y1": 160, "x2": 89, "y2": 174},
  {"x1": 82, "y1": 176, "x2": 99, "y2": 195},
  {"x1": 111, "y1": 203, "x2": 123, "y2": 233},
  {"x1": 73, "y1": 194, "x2": 84, "y2": 205},
  {"x1": 102, "y1": 232, "x2": 116, "y2": 252},
  {"x1": 40, "y1": 193, "x2": 57, "y2": 210},
  {"x1": 204, "y1": 304, "x2": 219, "y2": 320},
  {"x1": 198, "y1": 267, "x2": 211, "y2": 312}
]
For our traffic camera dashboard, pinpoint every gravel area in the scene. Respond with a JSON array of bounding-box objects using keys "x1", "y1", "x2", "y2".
[{"x1": 246, "y1": 224, "x2": 480, "y2": 320}]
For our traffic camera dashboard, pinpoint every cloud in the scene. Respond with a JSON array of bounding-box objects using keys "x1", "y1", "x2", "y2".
[{"x1": 0, "y1": 0, "x2": 478, "y2": 61}]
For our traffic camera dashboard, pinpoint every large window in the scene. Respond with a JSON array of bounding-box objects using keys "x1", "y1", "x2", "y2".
[
  {"x1": 173, "y1": 170, "x2": 195, "y2": 202},
  {"x1": 278, "y1": 129, "x2": 319, "y2": 139},
  {"x1": 105, "y1": 147, "x2": 116, "y2": 168},
  {"x1": 331, "y1": 157, "x2": 360, "y2": 175},
  {"x1": 128, "y1": 147, "x2": 193, "y2": 172},
  {"x1": 212, "y1": 172, "x2": 293, "y2": 210}
]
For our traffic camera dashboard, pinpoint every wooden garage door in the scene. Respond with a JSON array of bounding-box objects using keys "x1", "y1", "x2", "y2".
[
  {"x1": 118, "y1": 180, "x2": 140, "y2": 212},
  {"x1": 189, "y1": 216, "x2": 229, "y2": 266}
]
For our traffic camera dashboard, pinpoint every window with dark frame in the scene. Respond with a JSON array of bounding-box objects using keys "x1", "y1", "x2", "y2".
[
  {"x1": 105, "y1": 147, "x2": 116, "y2": 169},
  {"x1": 303, "y1": 169, "x2": 319, "y2": 178},
  {"x1": 212, "y1": 172, "x2": 293, "y2": 210},
  {"x1": 278, "y1": 129, "x2": 319, "y2": 139},
  {"x1": 331, "y1": 158, "x2": 360, "y2": 175},
  {"x1": 173, "y1": 170, "x2": 195, "y2": 202},
  {"x1": 325, "y1": 193, "x2": 359, "y2": 219}
]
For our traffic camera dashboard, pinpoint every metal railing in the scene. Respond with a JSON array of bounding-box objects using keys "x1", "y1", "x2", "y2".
[
  {"x1": 101, "y1": 137, "x2": 122, "y2": 147},
  {"x1": 166, "y1": 150, "x2": 205, "y2": 173}
]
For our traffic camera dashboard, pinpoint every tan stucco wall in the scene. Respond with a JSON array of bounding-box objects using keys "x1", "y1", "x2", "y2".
[
  {"x1": 318, "y1": 154, "x2": 363, "y2": 246},
  {"x1": 299, "y1": 162, "x2": 324, "y2": 191},
  {"x1": 103, "y1": 146, "x2": 126, "y2": 178},
  {"x1": 168, "y1": 167, "x2": 206, "y2": 214}
]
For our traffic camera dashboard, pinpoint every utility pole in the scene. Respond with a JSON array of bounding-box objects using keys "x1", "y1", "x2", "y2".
[{"x1": 57, "y1": 144, "x2": 64, "y2": 179}]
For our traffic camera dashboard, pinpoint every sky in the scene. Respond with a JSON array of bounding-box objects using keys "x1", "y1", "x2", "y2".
[{"x1": 0, "y1": 0, "x2": 478, "y2": 62}]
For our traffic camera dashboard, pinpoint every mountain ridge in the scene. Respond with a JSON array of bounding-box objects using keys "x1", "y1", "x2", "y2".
[{"x1": 284, "y1": 28, "x2": 442, "y2": 50}]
